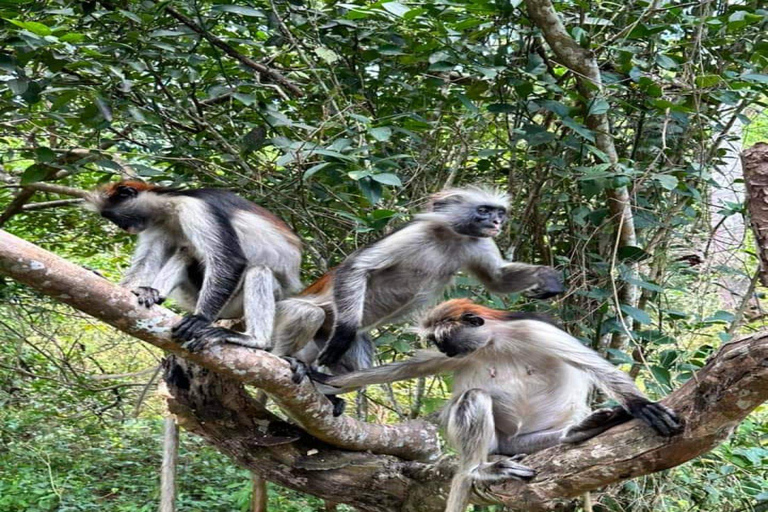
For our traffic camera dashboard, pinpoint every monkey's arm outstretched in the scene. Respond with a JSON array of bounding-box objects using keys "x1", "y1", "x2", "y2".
[
  {"x1": 172, "y1": 202, "x2": 247, "y2": 341},
  {"x1": 506, "y1": 321, "x2": 683, "y2": 437},
  {"x1": 466, "y1": 242, "x2": 564, "y2": 299},
  {"x1": 315, "y1": 350, "x2": 464, "y2": 394}
]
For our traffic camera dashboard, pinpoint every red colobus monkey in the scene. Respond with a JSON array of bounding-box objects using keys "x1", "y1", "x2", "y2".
[
  {"x1": 270, "y1": 187, "x2": 564, "y2": 379},
  {"x1": 315, "y1": 299, "x2": 683, "y2": 512},
  {"x1": 87, "y1": 181, "x2": 303, "y2": 348}
]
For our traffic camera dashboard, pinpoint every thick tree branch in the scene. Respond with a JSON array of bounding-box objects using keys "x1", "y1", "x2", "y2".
[
  {"x1": 0, "y1": 229, "x2": 766, "y2": 511},
  {"x1": 0, "y1": 229, "x2": 438, "y2": 462}
]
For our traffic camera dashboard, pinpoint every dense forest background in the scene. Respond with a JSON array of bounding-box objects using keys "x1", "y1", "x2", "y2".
[{"x1": 0, "y1": 0, "x2": 767, "y2": 510}]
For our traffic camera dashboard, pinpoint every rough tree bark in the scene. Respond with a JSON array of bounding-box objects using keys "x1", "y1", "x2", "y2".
[
  {"x1": 744, "y1": 142, "x2": 768, "y2": 286},
  {"x1": 1, "y1": 228, "x2": 767, "y2": 511},
  {"x1": 523, "y1": 0, "x2": 639, "y2": 351}
]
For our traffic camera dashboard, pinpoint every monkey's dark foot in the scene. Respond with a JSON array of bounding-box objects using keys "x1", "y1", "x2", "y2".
[
  {"x1": 317, "y1": 329, "x2": 356, "y2": 367},
  {"x1": 478, "y1": 459, "x2": 536, "y2": 482},
  {"x1": 284, "y1": 357, "x2": 310, "y2": 385},
  {"x1": 172, "y1": 314, "x2": 212, "y2": 342},
  {"x1": 562, "y1": 407, "x2": 631, "y2": 444},
  {"x1": 326, "y1": 395, "x2": 346, "y2": 417},
  {"x1": 627, "y1": 400, "x2": 684, "y2": 437},
  {"x1": 132, "y1": 286, "x2": 164, "y2": 308}
]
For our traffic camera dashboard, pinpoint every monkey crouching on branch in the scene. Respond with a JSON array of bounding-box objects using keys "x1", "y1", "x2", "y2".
[
  {"x1": 315, "y1": 299, "x2": 683, "y2": 512},
  {"x1": 271, "y1": 186, "x2": 565, "y2": 381},
  {"x1": 87, "y1": 181, "x2": 303, "y2": 349}
]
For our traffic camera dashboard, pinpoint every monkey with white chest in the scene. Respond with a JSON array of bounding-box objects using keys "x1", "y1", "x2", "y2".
[
  {"x1": 87, "y1": 181, "x2": 303, "y2": 348},
  {"x1": 316, "y1": 299, "x2": 683, "y2": 512}
]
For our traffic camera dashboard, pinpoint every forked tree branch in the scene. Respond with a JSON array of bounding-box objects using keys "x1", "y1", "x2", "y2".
[{"x1": 0, "y1": 228, "x2": 767, "y2": 511}]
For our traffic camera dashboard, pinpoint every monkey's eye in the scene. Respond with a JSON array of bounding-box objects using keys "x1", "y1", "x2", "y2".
[
  {"x1": 476, "y1": 206, "x2": 489, "y2": 215},
  {"x1": 115, "y1": 186, "x2": 138, "y2": 200},
  {"x1": 460, "y1": 313, "x2": 485, "y2": 327}
]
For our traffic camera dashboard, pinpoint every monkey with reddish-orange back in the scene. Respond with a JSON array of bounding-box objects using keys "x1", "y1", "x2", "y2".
[{"x1": 87, "y1": 181, "x2": 303, "y2": 349}]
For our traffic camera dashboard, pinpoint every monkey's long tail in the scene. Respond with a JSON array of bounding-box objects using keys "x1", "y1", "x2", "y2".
[{"x1": 445, "y1": 471, "x2": 472, "y2": 512}]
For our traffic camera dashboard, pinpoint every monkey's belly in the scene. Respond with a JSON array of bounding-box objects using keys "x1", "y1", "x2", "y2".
[{"x1": 362, "y1": 271, "x2": 453, "y2": 327}]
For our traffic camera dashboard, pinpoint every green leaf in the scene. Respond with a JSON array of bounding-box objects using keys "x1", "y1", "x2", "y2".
[
  {"x1": 742, "y1": 73, "x2": 768, "y2": 84},
  {"x1": 20, "y1": 164, "x2": 49, "y2": 185},
  {"x1": 704, "y1": 310, "x2": 735, "y2": 324},
  {"x1": 7, "y1": 78, "x2": 28, "y2": 95},
  {"x1": 652, "y1": 173, "x2": 678, "y2": 190},
  {"x1": 233, "y1": 93, "x2": 256, "y2": 106},
  {"x1": 371, "y1": 173, "x2": 402, "y2": 186},
  {"x1": 621, "y1": 305, "x2": 652, "y2": 325},
  {"x1": 369, "y1": 126, "x2": 393, "y2": 142},
  {"x1": 695, "y1": 74, "x2": 721, "y2": 88},
  {"x1": 302, "y1": 162, "x2": 331, "y2": 180},
  {"x1": 348, "y1": 170, "x2": 371, "y2": 180},
  {"x1": 655, "y1": 54, "x2": 678, "y2": 69},
  {"x1": 7, "y1": 19, "x2": 52, "y2": 36},
  {"x1": 607, "y1": 349, "x2": 635, "y2": 365},
  {"x1": 381, "y1": 1, "x2": 409, "y2": 17},
  {"x1": 588, "y1": 98, "x2": 610, "y2": 116},
  {"x1": 487, "y1": 103, "x2": 515, "y2": 113},
  {"x1": 562, "y1": 117, "x2": 595, "y2": 142},
  {"x1": 617, "y1": 245, "x2": 651, "y2": 262},
  {"x1": 314, "y1": 47, "x2": 340, "y2": 64},
  {"x1": 34, "y1": 147, "x2": 56, "y2": 163},
  {"x1": 210, "y1": 5, "x2": 266, "y2": 17}
]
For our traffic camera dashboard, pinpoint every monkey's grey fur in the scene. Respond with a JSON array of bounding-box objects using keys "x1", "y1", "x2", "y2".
[
  {"x1": 271, "y1": 187, "x2": 564, "y2": 376},
  {"x1": 316, "y1": 299, "x2": 683, "y2": 512}
]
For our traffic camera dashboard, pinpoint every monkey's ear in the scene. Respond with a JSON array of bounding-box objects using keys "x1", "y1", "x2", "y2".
[
  {"x1": 461, "y1": 313, "x2": 485, "y2": 327},
  {"x1": 114, "y1": 185, "x2": 138, "y2": 199}
]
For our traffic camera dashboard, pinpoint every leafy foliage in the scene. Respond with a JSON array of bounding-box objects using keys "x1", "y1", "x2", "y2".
[{"x1": 1, "y1": 0, "x2": 767, "y2": 510}]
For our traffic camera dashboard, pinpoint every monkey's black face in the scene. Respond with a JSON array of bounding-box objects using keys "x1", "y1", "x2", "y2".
[
  {"x1": 453, "y1": 205, "x2": 507, "y2": 238},
  {"x1": 100, "y1": 186, "x2": 148, "y2": 233},
  {"x1": 426, "y1": 313, "x2": 487, "y2": 357}
]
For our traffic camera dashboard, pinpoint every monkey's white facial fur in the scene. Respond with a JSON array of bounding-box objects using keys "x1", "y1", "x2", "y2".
[{"x1": 416, "y1": 187, "x2": 510, "y2": 238}]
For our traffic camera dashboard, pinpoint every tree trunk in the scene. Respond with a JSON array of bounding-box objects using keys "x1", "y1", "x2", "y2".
[
  {"x1": 743, "y1": 143, "x2": 768, "y2": 286},
  {"x1": 159, "y1": 417, "x2": 179, "y2": 512},
  {"x1": 523, "y1": 0, "x2": 639, "y2": 351},
  {"x1": 251, "y1": 473, "x2": 268, "y2": 512}
]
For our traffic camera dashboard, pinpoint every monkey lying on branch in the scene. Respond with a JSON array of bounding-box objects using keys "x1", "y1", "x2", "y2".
[{"x1": 312, "y1": 299, "x2": 683, "y2": 512}]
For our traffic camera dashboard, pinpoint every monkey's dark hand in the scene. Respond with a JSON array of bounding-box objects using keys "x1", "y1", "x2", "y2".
[
  {"x1": 132, "y1": 287, "x2": 164, "y2": 308},
  {"x1": 284, "y1": 358, "x2": 345, "y2": 416},
  {"x1": 172, "y1": 314, "x2": 213, "y2": 344},
  {"x1": 627, "y1": 399, "x2": 683, "y2": 437},
  {"x1": 317, "y1": 325, "x2": 357, "y2": 367},
  {"x1": 487, "y1": 458, "x2": 536, "y2": 482},
  {"x1": 524, "y1": 267, "x2": 565, "y2": 300}
]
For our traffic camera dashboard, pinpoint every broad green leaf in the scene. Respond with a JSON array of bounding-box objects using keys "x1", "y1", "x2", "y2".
[
  {"x1": 381, "y1": 1, "x2": 409, "y2": 17},
  {"x1": 621, "y1": 305, "x2": 652, "y2": 325},
  {"x1": 652, "y1": 173, "x2": 679, "y2": 190},
  {"x1": 562, "y1": 117, "x2": 595, "y2": 142},
  {"x1": 211, "y1": 5, "x2": 266, "y2": 17},
  {"x1": 371, "y1": 173, "x2": 401, "y2": 186},
  {"x1": 7, "y1": 19, "x2": 51, "y2": 36},
  {"x1": 588, "y1": 98, "x2": 610, "y2": 116},
  {"x1": 655, "y1": 54, "x2": 678, "y2": 69},
  {"x1": 34, "y1": 147, "x2": 56, "y2": 163},
  {"x1": 617, "y1": 245, "x2": 651, "y2": 262},
  {"x1": 369, "y1": 127, "x2": 392, "y2": 142},
  {"x1": 20, "y1": 164, "x2": 49, "y2": 185}
]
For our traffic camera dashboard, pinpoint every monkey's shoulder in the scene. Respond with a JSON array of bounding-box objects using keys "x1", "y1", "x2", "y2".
[{"x1": 501, "y1": 311, "x2": 561, "y2": 328}]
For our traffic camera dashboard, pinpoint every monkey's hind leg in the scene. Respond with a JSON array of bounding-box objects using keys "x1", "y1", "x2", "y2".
[
  {"x1": 445, "y1": 389, "x2": 535, "y2": 512},
  {"x1": 561, "y1": 407, "x2": 633, "y2": 444},
  {"x1": 183, "y1": 266, "x2": 278, "y2": 352}
]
